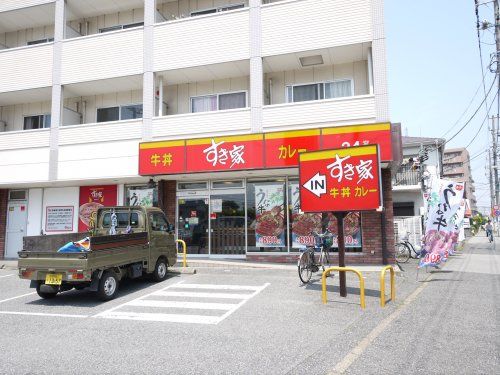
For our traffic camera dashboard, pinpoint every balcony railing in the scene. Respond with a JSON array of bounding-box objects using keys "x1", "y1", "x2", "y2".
[{"x1": 393, "y1": 165, "x2": 420, "y2": 187}]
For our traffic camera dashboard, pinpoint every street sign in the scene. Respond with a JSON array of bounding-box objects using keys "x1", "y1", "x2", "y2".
[{"x1": 299, "y1": 145, "x2": 382, "y2": 213}]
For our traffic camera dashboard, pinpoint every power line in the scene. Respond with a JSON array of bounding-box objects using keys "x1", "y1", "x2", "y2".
[{"x1": 465, "y1": 91, "x2": 499, "y2": 149}]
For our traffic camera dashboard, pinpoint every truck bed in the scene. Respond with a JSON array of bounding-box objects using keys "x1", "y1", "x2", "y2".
[{"x1": 18, "y1": 232, "x2": 150, "y2": 278}]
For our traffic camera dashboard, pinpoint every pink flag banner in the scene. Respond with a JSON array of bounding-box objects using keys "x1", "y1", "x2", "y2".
[{"x1": 419, "y1": 180, "x2": 465, "y2": 268}]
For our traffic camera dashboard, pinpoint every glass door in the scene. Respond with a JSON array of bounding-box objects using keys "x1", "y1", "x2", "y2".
[
  {"x1": 210, "y1": 193, "x2": 246, "y2": 255},
  {"x1": 177, "y1": 197, "x2": 209, "y2": 254}
]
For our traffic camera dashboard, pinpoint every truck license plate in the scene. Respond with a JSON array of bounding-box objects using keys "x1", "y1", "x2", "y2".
[{"x1": 45, "y1": 273, "x2": 62, "y2": 285}]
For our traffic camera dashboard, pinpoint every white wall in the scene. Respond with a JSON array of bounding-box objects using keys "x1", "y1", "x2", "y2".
[
  {"x1": 27, "y1": 188, "x2": 43, "y2": 236},
  {"x1": 41, "y1": 187, "x2": 79, "y2": 234}
]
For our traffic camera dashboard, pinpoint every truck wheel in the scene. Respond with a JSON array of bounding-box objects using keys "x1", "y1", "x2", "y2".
[
  {"x1": 97, "y1": 271, "x2": 119, "y2": 301},
  {"x1": 36, "y1": 283, "x2": 58, "y2": 299},
  {"x1": 153, "y1": 258, "x2": 168, "y2": 282}
]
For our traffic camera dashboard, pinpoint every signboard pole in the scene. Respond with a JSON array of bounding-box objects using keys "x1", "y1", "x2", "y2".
[{"x1": 335, "y1": 211, "x2": 347, "y2": 297}]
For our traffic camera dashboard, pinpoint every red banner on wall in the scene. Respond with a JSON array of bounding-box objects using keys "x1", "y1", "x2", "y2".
[
  {"x1": 138, "y1": 123, "x2": 393, "y2": 176},
  {"x1": 139, "y1": 140, "x2": 186, "y2": 175},
  {"x1": 321, "y1": 123, "x2": 392, "y2": 162},
  {"x1": 265, "y1": 129, "x2": 321, "y2": 168},
  {"x1": 186, "y1": 134, "x2": 264, "y2": 172},
  {"x1": 78, "y1": 185, "x2": 117, "y2": 232},
  {"x1": 299, "y1": 145, "x2": 382, "y2": 212}
]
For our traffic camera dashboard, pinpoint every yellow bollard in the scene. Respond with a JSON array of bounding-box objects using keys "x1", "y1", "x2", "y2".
[
  {"x1": 175, "y1": 239, "x2": 187, "y2": 268},
  {"x1": 380, "y1": 265, "x2": 395, "y2": 307},
  {"x1": 322, "y1": 266, "x2": 365, "y2": 309}
]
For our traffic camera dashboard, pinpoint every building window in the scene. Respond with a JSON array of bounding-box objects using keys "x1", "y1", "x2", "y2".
[
  {"x1": 286, "y1": 80, "x2": 353, "y2": 103},
  {"x1": 23, "y1": 114, "x2": 51, "y2": 130},
  {"x1": 191, "y1": 3, "x2": 244, "y2": 16},
  {"x1": 97, "y1": 104, "x2": 143, "y2": 123},
  {"x1": 177, "y1": 182, "x2": 209, "y2": 190},
  {"x1": 27, "y1": 38, "x2": 54, "y2": 46},
  {"x1": 99, "y1": 22, "x2": 144, "y2": 33},
  {"x1": 190, "y1": 92, "x2": 247, "y2": 113}
]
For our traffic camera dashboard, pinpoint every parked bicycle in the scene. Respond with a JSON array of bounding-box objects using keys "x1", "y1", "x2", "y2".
[
  {"x1": 298, "y1": 230, "x2": 333, "y2": 284},
  {"x1": 395, "y1": 232, "x2": 422, "y2": 263}
]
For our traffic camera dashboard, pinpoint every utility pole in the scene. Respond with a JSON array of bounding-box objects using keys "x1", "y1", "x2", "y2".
[{"x1": 494, "y1": 1, "x2": 500, "y2": 206}]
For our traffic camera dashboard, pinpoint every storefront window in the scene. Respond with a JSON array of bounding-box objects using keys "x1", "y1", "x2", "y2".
[
  {"x1": 288, "y1": 179, "x2": 362, "y2": 252},
  {"x1": 177, "y1": 182, "x2": 208, "y2": 190},
  {"x1": 247, "y1": 180, "x2": 287, "y2": 252},
  {"x1": 125, "y1": 185, "x2": 158, "y2": 207}
]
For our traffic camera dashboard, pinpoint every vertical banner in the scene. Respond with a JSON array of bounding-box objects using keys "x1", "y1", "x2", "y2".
[
  {"x1": 78, "y1": 185, "x2": 117, "y2": 232},
  {"x1": 420, "y1": 180, "x2": 465, "y2": 268},
  {"x1": 254, "y1": 184, "x2": 286, "y2": 248},
  {"x1": 289, "y1": 182, "x2": 322, "y2": 248}
]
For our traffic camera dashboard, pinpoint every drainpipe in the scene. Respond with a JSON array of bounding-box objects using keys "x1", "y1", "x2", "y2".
[{"x1": 381, "y1": 208, "x2": 388, "y2": 265}]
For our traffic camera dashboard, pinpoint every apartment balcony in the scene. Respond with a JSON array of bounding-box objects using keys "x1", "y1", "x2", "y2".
[
  {"x1": 153, "y1": 6, "x2": 250, "y2": 71},
  {"x1": 61, "y1": 28, "x2": 143, "y2": 85},
  {"x1": 261, "y1": 0, "x2": 372, "y2": 57},
  {"x1": 153, "y1": 108, "x2": 251, "y2": 140},
  {"x1": 392, "y1": 165, "x2": 421, "y2": 190},
  {"x1": 262, "y1": 95, "x2": 375, "y2": 132},
  {"x1": 0, "y1": 128, "x2": 50, "y2": 185},
  {"x1": 0, "y1": 44, "x2": 53, "y2": 94}
]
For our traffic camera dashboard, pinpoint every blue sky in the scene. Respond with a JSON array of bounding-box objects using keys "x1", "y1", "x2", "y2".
[{"x1": 385, "y1": 0, "x2": 495, "y2": 209}]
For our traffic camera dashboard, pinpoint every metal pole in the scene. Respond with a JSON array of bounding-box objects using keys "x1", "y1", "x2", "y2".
[{"x1": 335, "y1": 212, "x2": 347, "y2": 297}]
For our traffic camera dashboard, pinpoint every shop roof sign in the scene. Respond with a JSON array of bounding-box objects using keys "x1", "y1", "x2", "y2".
[{"x1": 299, "y1": 145, "x2": 383, "y2": 212}]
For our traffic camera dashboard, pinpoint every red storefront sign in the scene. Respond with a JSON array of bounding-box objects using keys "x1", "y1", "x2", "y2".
[
  {"x1": 138, "y1": 123, "x2": 393, "y2": 176},
  {"x1": 78, "y1": 185, "x2": 117, "y2": 232},
  {"x1": 139, "y1": 140, "x2": 186, "y2": 175},
  {"x1": 265, "y1": 129, "x2": 321, "y2": 168},
  {"x1": 299, "y1": 145, "x2": 382, "y2": 212},
  {"x1": 186, "y1": 134, "x2": 264, "y2": 172},
  {"x1": 322, "y1": 123, "x2": 392, "y2": 162}
]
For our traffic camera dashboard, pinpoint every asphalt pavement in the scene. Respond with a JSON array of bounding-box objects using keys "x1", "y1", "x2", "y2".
[{"x1": 0, "y1": 236, "x2": 498, "y2": 374}]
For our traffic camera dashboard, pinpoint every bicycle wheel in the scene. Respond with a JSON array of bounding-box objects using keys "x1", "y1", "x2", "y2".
[
  {"x1": 319, "y1": 248, "x2": 331, "y2": 271},
  {"x1": 395, "y1": 243, "x2": 410, "y2": 263},
  {"x1": 406, "y1": 242, "x2": 418, "y2": 259},
  {"x1": 298, "y1": 251, "x2": 313, "y2": 284}
]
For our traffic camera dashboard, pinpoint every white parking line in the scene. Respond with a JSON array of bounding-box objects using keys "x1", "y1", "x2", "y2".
[
  {"x1": 99, "y1": 311, "x2": 220, "y2": 324},
  {"x1": 0, "y1": 292, "x2": 36, "y2": 304},
  {"x1": 94, "y1": 281, "x2": 270, "y2": 324},
  {"x1": 152, "y1": 291, "x2": 254, "y2": 300},
  {"x1": 215, "y1": 283, "x2": 270, "y2": 324},
  {"x1": 0, "y1": 274, "x2": 15, "y2": 279},
  {"x1": 127, "y1": 300, "x2": 237, "y2": 310},
  {"x1": 173, "y1": 284, "x2": 261, "y2": 291},
  {"x1": 0, "y1": 311, "x2": 88, "y2": 318}
]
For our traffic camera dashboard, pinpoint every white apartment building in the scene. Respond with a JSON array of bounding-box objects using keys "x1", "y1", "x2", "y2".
[{"x1": 0, "y1": 0, "x2": 397, "y2": 263}]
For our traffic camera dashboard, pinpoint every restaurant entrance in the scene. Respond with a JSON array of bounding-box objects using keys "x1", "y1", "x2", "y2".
[{"x1": 176, "y1": 181, "x2": 246, "y2": 258}]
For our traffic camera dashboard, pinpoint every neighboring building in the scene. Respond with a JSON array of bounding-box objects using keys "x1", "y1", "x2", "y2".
[
  {"x1": 392, "y1": 136, "x2": 445, "y2": 217},
  {"x1": 442, "y1": 148, "x2": 477, "y2": 212},
  {"x1": 0, "y1": 0, "x2": 398, "y2": 264}
]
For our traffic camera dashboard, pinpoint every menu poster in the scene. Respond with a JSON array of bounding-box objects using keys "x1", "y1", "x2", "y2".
[
  {"x1": 46, "y1": 206, "x2": 74, "y2": 232},
  {"x1": 128, "y1": 188, "x2": 154, "y2": 207},
  {"x1": 326, "y1": 212, "x2": 362, "y2": 248},
  {"x1": 290, "y1": 182, "x2": 322, "y2": 248},
  {"x1": 254, "y1": 184, "x2": 286, "y2": 248},
  {"x1": 78, "y1": 185, "x2": 117, "y2": 232}
]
